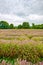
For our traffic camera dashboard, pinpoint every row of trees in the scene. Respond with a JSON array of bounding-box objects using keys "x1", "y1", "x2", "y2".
[
  {"x1": 0, "y1": 21, "x2": 43, "y2": 29},
  {"x1": 0, "y1": 21, "x2": 14, "y2": 29}
]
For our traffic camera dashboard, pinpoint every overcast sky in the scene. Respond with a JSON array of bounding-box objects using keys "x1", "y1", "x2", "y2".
[{"x1": 0, "y1": 0, "x2": 43, "y2": 25}]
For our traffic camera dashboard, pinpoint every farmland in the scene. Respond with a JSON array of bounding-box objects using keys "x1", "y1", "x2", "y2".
[
  {"x1": 0, "y1": 29, "x2": 43, "y2": 65},
  {"x1": 0, "y1": 29, "x2": 43, "y2": 44}
]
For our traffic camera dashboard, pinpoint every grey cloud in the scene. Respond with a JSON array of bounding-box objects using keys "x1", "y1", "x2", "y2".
[
  {"x1": 0, "y1": 0, "x2": 43, "y2": 16},
  {"x1": 0, "y1": 0, "x2": 43, "y2": 25}
]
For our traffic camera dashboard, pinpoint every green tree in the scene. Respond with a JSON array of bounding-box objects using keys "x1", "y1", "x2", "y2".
[
  {"x1": 9, "y1": 24, "x2": 14, "y2": 29},
  {"x1": 0, "y1": 21, "x2": 9, "y2": 29},
  {"x1": 22, "y1": 22, "x2": 30, "y2": 29},
  {"x1": 32, "y1": 23, "x2": 35, "y2": 29},
  {"x1": 41, "y1": 24, "x2": 43, "y2": 29},
  {"x1": 18, "y1": 24, "x2": 22, "y2": 29}
]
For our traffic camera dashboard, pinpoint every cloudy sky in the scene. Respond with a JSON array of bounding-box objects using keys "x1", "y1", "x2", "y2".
[{"x1": 0, "y1": 0, "x2": 43, "y2": 25}]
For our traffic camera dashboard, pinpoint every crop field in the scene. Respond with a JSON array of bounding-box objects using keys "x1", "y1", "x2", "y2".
[
  {"x1": 0, "y1": 29, "x2": 43, "y2": 44},
  {"x1": 0, "y1": 29, "x2": 43, "y2": 65}
]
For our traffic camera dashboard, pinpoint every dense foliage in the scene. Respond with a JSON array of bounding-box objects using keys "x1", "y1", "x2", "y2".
[
  {"x1": 0, "y1": 21, "x2": 43, "y2": 29},
  {"x1": 0, "y1": 21, "x2": 9, "y2": 29}
]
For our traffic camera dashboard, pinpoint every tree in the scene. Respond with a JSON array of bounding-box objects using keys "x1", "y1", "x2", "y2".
[
  {"x1": 0, "y1": 21, "x2": 43, "y2": 29},
  {"x1": 32, "y1": 23, "x2": 35, "y2": 29},
  {"x1": 9, "y1": 24, "x2": 14, "y2": 29},
  {"x1": 18, "y1": 24, "x2": 22, "y2": 29},
  {"x1": 41, "y1": 24, "x2": 43, "y2": 29},
  {"x1": 0, "y1": 21, "x2": 9, "y2": 29},
  {"x1": 22, "y1": 22, "x2": 30, "y2": 29}
]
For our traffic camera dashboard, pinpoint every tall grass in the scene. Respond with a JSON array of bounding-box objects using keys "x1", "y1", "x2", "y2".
[{"x1": 0, "y1": 43, "x2": 43, "y2": 64}]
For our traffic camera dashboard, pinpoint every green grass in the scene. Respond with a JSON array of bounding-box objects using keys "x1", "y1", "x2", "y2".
[
  {"x1": 32, "y1": 37, "x2": 43, "y2": 41},
  {"x1": 0, "y1": 43, "x2": 43, "y2": 63}
]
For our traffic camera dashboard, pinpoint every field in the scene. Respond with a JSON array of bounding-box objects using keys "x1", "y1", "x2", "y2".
[
  {"x1": 0, "y1": 29, "x2": 43, "y2": 65},
  {"x1": 0, "y1": 29, "x2": 43, "y2": 44}
]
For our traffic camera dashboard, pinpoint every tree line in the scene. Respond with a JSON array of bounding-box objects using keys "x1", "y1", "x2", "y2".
[{"x1": 0, "y1": 21, "x2": 43, "y2": 29}]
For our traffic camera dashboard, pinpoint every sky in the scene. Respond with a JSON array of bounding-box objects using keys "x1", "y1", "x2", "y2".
[{"x1": 0, "y1": 0, "x2": 43, "y2": 26}]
